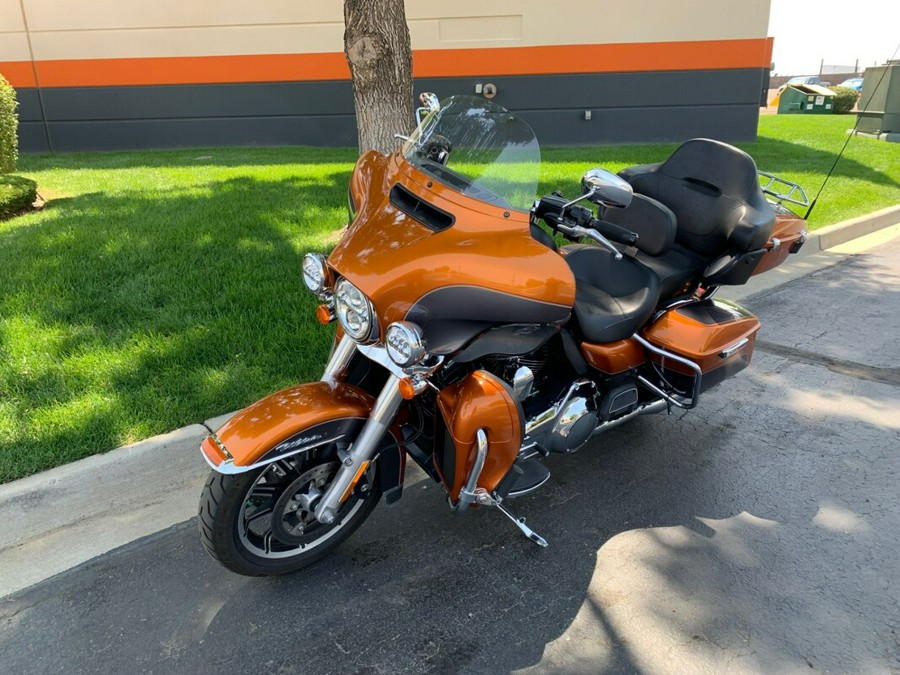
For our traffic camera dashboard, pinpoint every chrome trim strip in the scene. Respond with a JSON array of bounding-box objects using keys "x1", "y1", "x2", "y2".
[
  {"x1": 720, "y1": 337, "x2": 750, "y2": 359},
  {"x1": 203, "y1": 435, "x2": 349, "y2": 475}
]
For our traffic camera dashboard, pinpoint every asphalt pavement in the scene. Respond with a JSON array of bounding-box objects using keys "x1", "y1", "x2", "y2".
[{"x1": 1, "y1": 237, "x2": 898, "y2": 674}]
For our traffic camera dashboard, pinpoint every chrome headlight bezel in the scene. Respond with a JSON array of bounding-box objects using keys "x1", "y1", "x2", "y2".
[
  {"x1": 301, "y1": 253, "x2": 329, "y2": 296},
  {"x1": 334, "y1": 278, "x2": 377, "y2": 343},
  {"x1": 385, "y1": 322, "x2": 427, "y2": 368}
]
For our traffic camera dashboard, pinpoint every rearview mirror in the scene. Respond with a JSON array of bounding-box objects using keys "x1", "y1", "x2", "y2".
[
  {"x1": 581, "y1": 168, "x2": 633, "y2": 209},
  {"x1": 416, "y1": 92, "x2": 440, "y2": 125}
]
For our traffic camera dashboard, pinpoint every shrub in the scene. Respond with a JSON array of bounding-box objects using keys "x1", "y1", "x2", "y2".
[
  {"x1": 829, "y1": 86, "x2": 859, "y2": 115},
  {"x1": 0, "y1": 73, "x2": 18, "y2": 173},
  {"x1": 0, "y1": 174, "x2": 36, "y2": 220}
]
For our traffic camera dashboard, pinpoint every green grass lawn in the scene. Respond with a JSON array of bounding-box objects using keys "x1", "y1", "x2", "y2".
[{"x1": 2, "y1": 114, "x2": 898, "y2": 482}]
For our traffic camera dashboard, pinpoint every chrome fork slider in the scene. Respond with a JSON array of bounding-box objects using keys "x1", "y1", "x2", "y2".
[{"x1": 314, "y1": 372, "x2": 403, "y2": 525}]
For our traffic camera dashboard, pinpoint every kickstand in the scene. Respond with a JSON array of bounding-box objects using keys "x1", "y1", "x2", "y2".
[{"x1": 495, "y1": 500, "x2": 548, "y2": 547}]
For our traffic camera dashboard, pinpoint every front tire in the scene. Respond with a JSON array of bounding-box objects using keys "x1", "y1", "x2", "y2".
[{"x1": 198, "y1": 445, "x2": 380, "y2": 576}]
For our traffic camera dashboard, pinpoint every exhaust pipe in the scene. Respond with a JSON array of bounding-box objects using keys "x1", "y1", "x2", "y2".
[{"x1": 591, "y1": 399, "x2": 667, "y2": 437}]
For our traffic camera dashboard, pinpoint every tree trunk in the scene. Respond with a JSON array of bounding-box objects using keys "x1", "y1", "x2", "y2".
[{"x1": 343, "y1": 0, "x2": 413, "y2": 155}]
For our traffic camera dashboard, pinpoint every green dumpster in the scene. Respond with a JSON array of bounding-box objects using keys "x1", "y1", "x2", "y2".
[{"x1": 777, "y1": 84, "x2": 835, "y2": 114}]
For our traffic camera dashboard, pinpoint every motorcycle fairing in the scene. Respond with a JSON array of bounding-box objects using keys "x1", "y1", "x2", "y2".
[
  {"x1": 434, "y1": 370, "x2": 524, "y2": 502},
  {"x1": 201, "y1": 381, "x2": 406, "y2": 502},
  {"x1": 330, "y1": 153, "x2": 575, "y2": 346}
]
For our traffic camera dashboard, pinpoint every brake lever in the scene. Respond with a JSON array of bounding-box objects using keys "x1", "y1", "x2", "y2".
[{"x1": 556, "y1": 221, "x2": 623, "y2": 261}]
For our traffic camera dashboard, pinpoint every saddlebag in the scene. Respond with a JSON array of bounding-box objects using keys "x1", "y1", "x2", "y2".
[{"x1": 643, "y1": 298, "x2": 760, "y2": 394}]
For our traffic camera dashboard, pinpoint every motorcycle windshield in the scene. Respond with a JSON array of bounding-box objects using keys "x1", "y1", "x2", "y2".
[{"x1": 403, "y1": 95, "x2": 540, "y2": 212}]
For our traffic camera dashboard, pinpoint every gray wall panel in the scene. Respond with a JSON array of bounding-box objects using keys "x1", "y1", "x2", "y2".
[
  {"x1": 41, "y1": 81, "x2": 355, "y2": 122},
  {"x1": 15, "y1": 88, "x2": 44, "y2": 121},
  {"x1": 416, "y1": 69, "x2": 766, "y2": 109},
  {"x1": 19, "y1": 121, "x2": 50, "y2": 153},
  {"x1": 38, "y1": 69, "x2": 764, "y2": 122},
  {"x1": 21, "y1": 68, "x2": 767, "y2": 151},
  {"x1": 519, "y1": 104, "x2": 760, "y2": 146}
]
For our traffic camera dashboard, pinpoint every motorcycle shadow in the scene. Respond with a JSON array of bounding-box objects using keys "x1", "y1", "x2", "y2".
[{"x1": 191, "y1": 403, "x2": 791, "y2": 673}]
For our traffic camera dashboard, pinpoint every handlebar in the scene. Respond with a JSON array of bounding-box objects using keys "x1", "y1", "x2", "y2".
[{"x1": 532, "y1": 194, "x2": 639, "y2": 253}]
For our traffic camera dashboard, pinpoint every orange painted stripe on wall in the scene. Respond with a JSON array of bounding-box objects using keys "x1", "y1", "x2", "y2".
[
  {"x1": 35, "y1": 52, "x2": 351, "y2": 88},
  {"x1": 0, "y1": 61, "x2": 37, "y2": 88},
  {"x1": 1, "y1": 38, "x2": 773, "y2": 89}
]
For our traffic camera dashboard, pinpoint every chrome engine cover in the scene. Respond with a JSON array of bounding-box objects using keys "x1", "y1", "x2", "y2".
[{"x1": 522, "y1": 380, "x2": 599, "y2": 454}]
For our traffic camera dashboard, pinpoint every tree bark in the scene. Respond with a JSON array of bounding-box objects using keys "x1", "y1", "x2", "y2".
[{"x1": 343, "y1": 0, "x2": 413, "y2": 155}]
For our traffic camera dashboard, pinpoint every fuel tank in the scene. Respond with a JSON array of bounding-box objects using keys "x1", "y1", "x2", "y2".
[{"x1": 328, "y1": 152, "x2": 576, "y2": 353}]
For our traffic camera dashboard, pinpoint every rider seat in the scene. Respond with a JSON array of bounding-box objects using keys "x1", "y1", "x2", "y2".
[{"x1": 563, "y1": 245, "x2": 661, "y2": 343}]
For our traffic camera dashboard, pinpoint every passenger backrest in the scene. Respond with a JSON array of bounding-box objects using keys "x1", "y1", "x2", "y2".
[{"x1": 622, "y1": 139, "x2": 775, "y2": 257}]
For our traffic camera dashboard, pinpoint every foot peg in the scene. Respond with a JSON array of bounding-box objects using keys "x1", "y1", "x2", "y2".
[{"x1": 495, "y1": 500, "x2": 548, "y2": 547}]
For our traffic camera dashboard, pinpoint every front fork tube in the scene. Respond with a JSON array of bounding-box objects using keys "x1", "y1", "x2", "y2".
[
  {"x1": 315, "y1": 336, "x2": 403, "y2": 524},
  {"x1": 321, "y1": 334, "x2": 356, "y2": 383}
]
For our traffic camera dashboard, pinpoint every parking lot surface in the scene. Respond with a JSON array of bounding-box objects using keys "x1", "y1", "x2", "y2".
[{"x1": 1, "y1": 239, "x2": 898, "y2": 674}]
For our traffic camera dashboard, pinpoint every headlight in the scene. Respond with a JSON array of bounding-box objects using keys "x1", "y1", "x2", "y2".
[
  {"x1": 302, "y1": 253, "x2": 329, "y2": 295},
  {"x1": 385, "y1": 322, "x2": 426, "y2": 367},
  {"x1": 334, "y1": 278, "x2": 376, "y2": 342}
]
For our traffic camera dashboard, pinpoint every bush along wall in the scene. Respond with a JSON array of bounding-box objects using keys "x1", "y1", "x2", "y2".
[
  {"x1": 0, "y1": 73, "x2": 39, "y2": 220},
  {"x1": 0, "y1": 73, "x2": 18, "y2": 173},
  {"x1": 829, "y1": 86, "x2": 859, "y2": 115}
]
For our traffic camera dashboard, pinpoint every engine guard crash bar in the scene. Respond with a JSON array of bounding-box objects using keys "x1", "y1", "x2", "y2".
[
  {"x1": 633, "y1": 334, "x2": 703, "y2": 409},
  {"x1": 451, "y1": 428, "x2": 488, "y2": 515}
]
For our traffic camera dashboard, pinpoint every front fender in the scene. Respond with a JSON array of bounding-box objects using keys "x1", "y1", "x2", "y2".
[{"x1": 200, "y1": 381, "x2": 406, "y2": 502}]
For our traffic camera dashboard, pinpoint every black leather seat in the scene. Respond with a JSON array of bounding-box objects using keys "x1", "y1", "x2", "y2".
[
  {"x1": 563, "y1": 245, "x2": 661, "y2": 343},
  {"x1": 615, "y1": 138, "x2": 776, "y2": 298},
  {"x1": 631, "y1": 242, "x2": 708, "y2": 298}
]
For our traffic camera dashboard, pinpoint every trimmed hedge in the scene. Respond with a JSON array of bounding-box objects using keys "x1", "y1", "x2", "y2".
[
  {"x1": 829, "y1": 86, "x2": 859, "y2": 115},
  {"x1": 0, "y1": 174, "x2": 36, "y2": 220},
  {"x1": 0, "y1": 73, "x2": 18, "y2": 173}
]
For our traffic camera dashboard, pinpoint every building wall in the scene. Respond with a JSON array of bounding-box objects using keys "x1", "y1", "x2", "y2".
[{"x1": 1, "y1": 0, "x2": 773, "y2": 152}]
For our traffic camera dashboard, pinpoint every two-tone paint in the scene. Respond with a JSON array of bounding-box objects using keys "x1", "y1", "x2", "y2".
[{"x1": 330, "y1": 151, "x2": 576, "y2": 354}]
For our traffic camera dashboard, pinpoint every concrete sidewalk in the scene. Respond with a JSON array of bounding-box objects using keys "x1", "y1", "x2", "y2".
[{"x1": 1, "y1": 210, "x2": 898, "y2": 598}]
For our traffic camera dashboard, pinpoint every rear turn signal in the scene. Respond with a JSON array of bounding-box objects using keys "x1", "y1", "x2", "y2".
[{"x1": 316, "y1": 304, "x2": 335, "y2": 324}]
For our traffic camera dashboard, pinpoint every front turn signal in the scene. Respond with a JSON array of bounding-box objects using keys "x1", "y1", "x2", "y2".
[
  {"x1": 398, "y1": 377, "x2": 418, "y2": 400},
  {"x1": 316, "y1": 304, "x2": 336, "y2": 324}
]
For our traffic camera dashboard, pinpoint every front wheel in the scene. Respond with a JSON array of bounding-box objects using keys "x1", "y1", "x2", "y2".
[{"x1": 198, "y1": 443, "x2": 380, "y2": 576}]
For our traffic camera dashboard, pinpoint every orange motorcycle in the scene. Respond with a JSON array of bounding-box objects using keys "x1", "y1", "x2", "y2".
[{"x1": 198, "y1": 94, "x2": 808, "y2": 576}]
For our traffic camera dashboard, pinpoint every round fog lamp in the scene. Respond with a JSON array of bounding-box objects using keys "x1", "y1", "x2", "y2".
[
  {"x1": 302, "y1": 253, "x2": 328, "y2": 295},
  {"x1": 386, "y1": 322, "x2": 426, "y2": 367}
]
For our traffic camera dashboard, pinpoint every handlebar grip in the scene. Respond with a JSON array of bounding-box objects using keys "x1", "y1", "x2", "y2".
[{"x1": 594, "y1": 219, "x2": 639, "y2": 247}]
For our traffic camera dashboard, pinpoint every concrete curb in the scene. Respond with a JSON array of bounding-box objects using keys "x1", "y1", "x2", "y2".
[
  {"x1": 2, "y1": 207, "x2": 899, "y2": 598},
  {"x1": 0, "y1": 411, "x2": 238, "y2": 597},
  {"x1": 801, "y1": 204, "x2": 900, "y2": 255}
]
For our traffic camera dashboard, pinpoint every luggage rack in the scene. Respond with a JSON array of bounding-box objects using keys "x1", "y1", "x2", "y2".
[{"x1": 758, "y1": 171, "x2": 810, "y2": 208}]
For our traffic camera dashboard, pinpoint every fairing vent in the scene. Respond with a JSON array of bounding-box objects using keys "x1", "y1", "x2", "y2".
[{"x1": 390, "y1": 184, "x2": 455, "y2": 232}]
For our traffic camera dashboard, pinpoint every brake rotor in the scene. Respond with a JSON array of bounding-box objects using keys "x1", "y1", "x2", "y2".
[{"x1": 271, "y1": 461, "x2": 339, "y2": 545}]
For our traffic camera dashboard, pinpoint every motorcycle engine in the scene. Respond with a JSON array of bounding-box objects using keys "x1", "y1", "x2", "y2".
[{"x1": 519, "y1": 380, "x2": 600, "y2": 454}]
